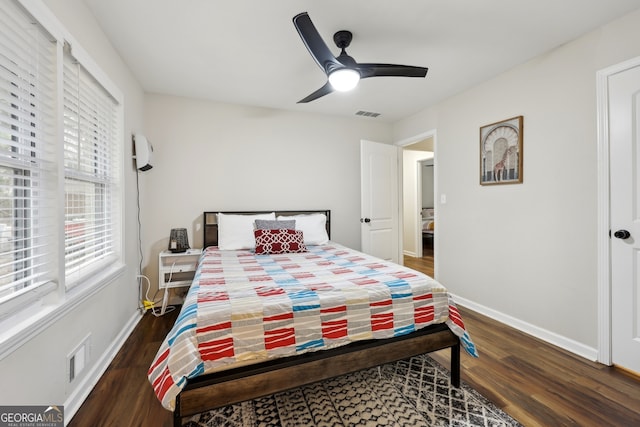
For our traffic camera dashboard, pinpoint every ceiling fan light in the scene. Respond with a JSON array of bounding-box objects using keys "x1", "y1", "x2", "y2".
[{"x1": 328, "y1": 68, "x2": 360, "y2": 92}]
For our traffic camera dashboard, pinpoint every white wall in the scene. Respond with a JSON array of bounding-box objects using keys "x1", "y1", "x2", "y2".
[
  {"x1": 140, "y1": 94, "x2": 392, "y2": 292},
  {"x1": 393, "y1": 8, "x2": 640, "y2": 359},
  {"x1": 0, "y1": 0, "x2": 145, "y2": 418}
]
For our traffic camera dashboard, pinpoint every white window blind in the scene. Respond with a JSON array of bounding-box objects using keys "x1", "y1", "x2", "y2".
[
  {"x1": 63, "y1": 49, "x2": 119, "y2": 287},
  {"x1": 0, "y1": 1, "x2": 57, "y2": 304}
]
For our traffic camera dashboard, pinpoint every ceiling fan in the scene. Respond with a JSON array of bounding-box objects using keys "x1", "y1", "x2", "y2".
[{"x1": 293, "y1": 12, "x2": 428, "y2": 103}]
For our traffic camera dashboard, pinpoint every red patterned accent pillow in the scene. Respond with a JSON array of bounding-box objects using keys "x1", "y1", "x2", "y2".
[{"x1": 254, "y1": 229, "x2": 307, "y2": 254}]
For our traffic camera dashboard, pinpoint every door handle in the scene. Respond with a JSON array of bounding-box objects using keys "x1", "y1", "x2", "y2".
[
  {"x1": 360, "y1": 218, "x2": 371, "y2": 223},
  {"x1": 614, "y1": 229, "x2": 631, "y2": 239}
]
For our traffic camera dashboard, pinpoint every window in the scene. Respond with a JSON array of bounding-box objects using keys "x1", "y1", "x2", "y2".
[
  {"x1": 0, "y1": 0, "x2": 122, "y2": 316},
  {"x1": 0, "y1": 1, "x2": 57, "y2": 305},
  {"x1": 63, "y1": 48, "x2": 119, "y2": 288}
]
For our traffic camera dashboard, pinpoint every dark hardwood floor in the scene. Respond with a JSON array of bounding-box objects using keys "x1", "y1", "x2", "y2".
[
  {"x1": 69, "y1": 250, "x2": 640, "y2": 427},
  {"x1": 403, "y1": 244, "x2": 434, "y2": 276}
]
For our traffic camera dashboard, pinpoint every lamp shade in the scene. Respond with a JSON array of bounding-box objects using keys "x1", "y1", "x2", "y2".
[
  {"x1": 168, "y1": 228, "x2": 190, "y2": 253},
  {"x1": 328, "y1": 68, "x2": 360, "y2": 91}
]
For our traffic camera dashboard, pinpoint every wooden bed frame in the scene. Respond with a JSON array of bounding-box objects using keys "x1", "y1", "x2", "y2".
[{"x1": 172, "y1": 210, "x2": 461, "y2": 426}]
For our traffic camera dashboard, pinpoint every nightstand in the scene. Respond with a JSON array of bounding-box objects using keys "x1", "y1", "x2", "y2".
[{"x1": 158, "y1": 248, "x2": 202, "y2": 315}]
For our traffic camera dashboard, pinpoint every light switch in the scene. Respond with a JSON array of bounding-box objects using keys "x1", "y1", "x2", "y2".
[{"x1": 440, "y1": 194, "x2": 447, "y2": 204}]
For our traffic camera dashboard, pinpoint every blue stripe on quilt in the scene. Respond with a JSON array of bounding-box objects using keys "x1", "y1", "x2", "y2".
[
  {"x1": 275, "y1": 277, "x2": 300, "y2": 285},
  {"x1": 336, "y1": 261, "x2": 357, "y2": 267},
  {"x1": 395, "y1": 324, "x2": 416, "y2": 336},
  {"x1": 264, "y1": 268, "x2": 288, "y2": 275},
  {"x1": 183, "y1": 363, "x2": 205, "y2": 382},
  {"x1": 386, "y1": 279, "x2": 412, "y2": 299},
  {"x1": 386, "y1": 279, "x2": 409, "y2": 288},
  {"x1": 461, "y1": 332, "x2": 478, "y2": 356},
  {"x1": 391, "y1": 292, "x2": 412, "y2": 299},
  {"x1": 168, "y1": 323, "x2": 197, "y2": 346},
  {"x1": 289, "y1": 289, "x2": 317, "y2": 300},
  {"x1": 176, "y1": 302, "x2": 197, "y2": 323},
  {"x1": 297, "y1": 339, "x2": 324, "y2": 352},
  {"x1": 293, "y1": 304, "x2": 321, "y2": 312},
  {"x1": 290, "y1": 289, "x2": 320, "y2": 311}
]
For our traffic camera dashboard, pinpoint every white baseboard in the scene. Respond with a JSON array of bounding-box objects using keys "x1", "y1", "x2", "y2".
[
  {"x1": 64, "y1": 311, "x2": 143, "y2": 424},
  {"x1": 453, "y1": 294, "x2": 599, "y2": 362},
  {"x1": 403, "y1": 250, "x2": 417, "y2": 257}
]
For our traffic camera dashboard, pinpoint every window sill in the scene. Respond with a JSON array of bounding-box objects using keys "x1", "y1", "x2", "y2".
[{"x1": 0, "y1": 262, "x2": 127, "y2": 361}]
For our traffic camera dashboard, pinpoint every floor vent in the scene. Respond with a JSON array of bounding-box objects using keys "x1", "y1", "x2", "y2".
[{"x1": 355, "y1": 110, "x2": 381, "y2": 118}]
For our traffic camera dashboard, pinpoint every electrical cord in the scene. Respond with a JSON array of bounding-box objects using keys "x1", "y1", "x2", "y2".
[
  {"x1": 136, "y1": 168, "x2": 145, "y2": 313},
  {"x1": 138, "y1": 273, "x2": 174, "y2": 317},
  {"x1": 135, "y1": 166, "x2": 175, "y2": 315},
  {"x1": 135, "y1": 150, "x2": 177, "y2": 316},
  {"x1": 135, "y1": 164, "x2": 186, "y2": 316}
]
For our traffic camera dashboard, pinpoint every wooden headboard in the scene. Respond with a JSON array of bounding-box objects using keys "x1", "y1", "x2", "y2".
[{"x1": 203, "y1": 210, "x2": 331, "y2": 248}]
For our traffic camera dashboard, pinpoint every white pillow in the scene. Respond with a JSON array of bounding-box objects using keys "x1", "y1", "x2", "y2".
[
  {"x1": 217, "y1": 212, "x2": 275, "y2": 250},
  {"x1": 277, "y1": 213, "x2": 329, "y2": 245}
]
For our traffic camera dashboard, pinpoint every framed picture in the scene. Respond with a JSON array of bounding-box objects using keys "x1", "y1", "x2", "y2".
[{"x1": 480, "y1": 116, "x2": 523, "y2": 185}]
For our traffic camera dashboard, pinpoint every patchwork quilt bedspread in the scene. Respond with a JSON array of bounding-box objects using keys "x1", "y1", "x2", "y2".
[{"x1": 148, "y1": 242, "x2": 478, "y2": 411}]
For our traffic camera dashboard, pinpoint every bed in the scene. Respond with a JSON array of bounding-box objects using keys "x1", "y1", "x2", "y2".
[{"x1": 148, "y1": 210, "x2": 477, "y2": 426}]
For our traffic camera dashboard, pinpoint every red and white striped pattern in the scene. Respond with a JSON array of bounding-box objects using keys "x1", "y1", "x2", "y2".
[{"x1": 148, "y1": 242, "x2": 477, "y2": 411}]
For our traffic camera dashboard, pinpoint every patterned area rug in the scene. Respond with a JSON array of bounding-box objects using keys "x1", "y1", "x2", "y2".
[{"x1": 183, "y1": 354, "x2": 522, "y2": 427}]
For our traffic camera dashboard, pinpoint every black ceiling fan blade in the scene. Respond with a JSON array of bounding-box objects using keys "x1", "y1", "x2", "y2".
[
  {"x1": 293, "y1": 12, "x2": 344, "y2": 75},
  {"x1": 297, "y1": 81, "x2": 334, "y2": 103},
  {"x1": 358, "y1": 63, "x2": 428, "y2": 79}
]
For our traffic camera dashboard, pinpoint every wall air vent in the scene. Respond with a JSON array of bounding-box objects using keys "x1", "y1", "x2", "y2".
[
  {"x1": 67, "y1": 334, "x2": 91, "y2": 384},
  {"x1": 355, "y1": 110, "x2": 381, "y2": 118}
]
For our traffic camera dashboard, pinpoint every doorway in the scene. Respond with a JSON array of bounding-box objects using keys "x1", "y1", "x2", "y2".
[
  {"x1": 398, "y1": 131, "x2": 436, "y2": 276},
  {"x1": 419, "y1": 159, "x2": 435, "y2": 258},
  {"x1": 360, "y1": 139, "x2": 400, "y2": 263},
  {"x1": 597, "y1": 55, "x2": 640, "y2": 373}
]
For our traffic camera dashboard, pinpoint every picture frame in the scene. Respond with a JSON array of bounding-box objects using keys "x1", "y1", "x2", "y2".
[{"x1": 480, "y1": 116, "x2": 523, "y2": 185}]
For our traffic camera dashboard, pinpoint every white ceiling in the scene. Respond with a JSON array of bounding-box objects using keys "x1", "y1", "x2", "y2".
[{"x1": 84, "y1": 0, "x2": 640, "y2": 123}]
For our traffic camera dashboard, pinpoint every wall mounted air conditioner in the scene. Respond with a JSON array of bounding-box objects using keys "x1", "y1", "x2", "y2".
[{"x1": 133, "y1": 133, "x2": 153, "y2": 171}]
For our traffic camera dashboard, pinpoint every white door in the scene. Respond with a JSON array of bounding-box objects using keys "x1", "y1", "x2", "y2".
[
  {"x1": 610, "y1": 62, "x2": 640, "y2": 374},
  {"x1": 360, "y1": 140, "x2": 400, "y2": 262}
]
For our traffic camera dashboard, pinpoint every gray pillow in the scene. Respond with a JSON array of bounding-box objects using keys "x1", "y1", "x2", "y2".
[{"x1": 254, "y1": 219, "x2": 296, "y2": 230}]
